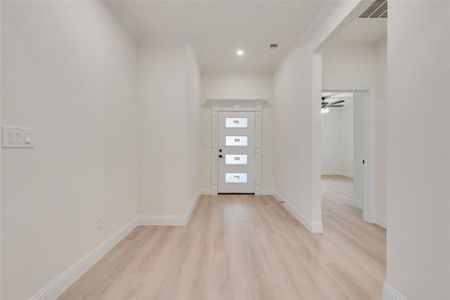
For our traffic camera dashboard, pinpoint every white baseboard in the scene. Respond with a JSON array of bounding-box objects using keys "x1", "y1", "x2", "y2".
[
  {"x1": 184, "y1": 192, "x2": 202, "y2": 224},
  {"x1": 374, "y1": 214, "x2": 387, "y2": 229},
  {"x1": 321, "y1": 171, "x2": 353, "y2": 178},
  {"x1": 137, "y1": 191, "x2": 202, "y2": 226},
  {"x1": 198, "y1": 187, "x2": 214, "y2": 195},
  {"x1": 30, "y1": 190, "x2": 204, "y2": 299},
  {"x1": 272, "y1": 191, "x2": 323, "y2": 233},
  {"x1": 351, "y1": 200, "x2": 364, "y2": 209},
  {"x1": 261, "y1": 189, "x2": 275, "y2": 195},
  {"x1": 383, "y1": 282, "x2": 408, "y2": 300},
  {"x1": 201, "y1": 187, "x2": 276, "y2": 196},
  {"x1": 30, "y1": 217, "x2": 138, "y2": 300},
  {"x1": 136, "y1": 215, "x2": 187, "y2": 226}
]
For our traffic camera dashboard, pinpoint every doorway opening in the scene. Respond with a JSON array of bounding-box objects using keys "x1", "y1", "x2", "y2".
[
  {"x1": 315, "y1": 2, "x2": 388, "y2": 228},
  {"x1": 320, "y1": 91, "x2": 369, "y2": 222},
  {"x1": 205, "y1": 99, "x2": 265, "y2": 195}
]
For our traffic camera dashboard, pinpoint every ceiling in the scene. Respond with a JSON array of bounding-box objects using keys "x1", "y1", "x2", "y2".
[
  {"x1": 108, "y1": 1, "x2": 329, "y2": 72},
  {"x1": 331, "y1": 18, "x2": 387, "y2": 44}
]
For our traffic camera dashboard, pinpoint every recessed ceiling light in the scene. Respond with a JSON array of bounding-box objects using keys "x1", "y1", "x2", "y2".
[{"x1": 236, "y1": 49, "x2": 244, "y2": 56}]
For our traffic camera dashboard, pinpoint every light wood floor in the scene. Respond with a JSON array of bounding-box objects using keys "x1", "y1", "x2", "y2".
[{"x1": 60, "y1": 176, "x2": 385, "y2": 300}]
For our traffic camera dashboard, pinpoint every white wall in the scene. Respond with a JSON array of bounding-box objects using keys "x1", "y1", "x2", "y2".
[
  {"x1": 0, "y1": 2, "x2": 3, "y2": 297},
  {"x1": 322, "y1": 39, "x2": 387, "y2": 224},
  {"x1": 374, "y1": 38, "x2": 387, "y2": 219},
  {"x1": 138, "y1": 41, "x2": 202, "y2": 216},
  {"x1": 385, "y1": 2, "x2": 450, "y2": 300},
  {"x1": 321, "y1": 107, "x2": 353, "y2": 177},
  {"x1": 185, "y1": 45, "x2": 202, "y2": 207},
  {"x1": 202, "y1": 72, "x2": 273, "y2": 101},
  {"x1": 322, "y1": 42, "x2": 376, "y2": 89},
  {"x1": 272, "y1": 1, "x2": 367, "y2": 232},
  {"x1": 1, "y1": 2, "x2": 139, "y2": 299},
  {"x1": 201, "y1": 72, "x2": 274, "y2": 193},
  {"x1": 273, "y1": 44, "x2": 322, "y2": 230}
]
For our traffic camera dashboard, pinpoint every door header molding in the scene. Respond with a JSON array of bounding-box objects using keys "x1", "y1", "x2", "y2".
[{"x1": 203, "y1": 99, "x2": 267, "y2": 112}]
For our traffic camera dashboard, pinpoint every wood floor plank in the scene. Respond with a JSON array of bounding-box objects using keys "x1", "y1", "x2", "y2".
[{"x1": 60, "y1": 176, "x2": 386, "y2": 300}]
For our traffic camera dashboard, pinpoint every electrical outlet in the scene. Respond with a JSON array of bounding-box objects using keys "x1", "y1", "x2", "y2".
[{"x1": 97, "y1": 214, "x2": 105, "y2": 230}]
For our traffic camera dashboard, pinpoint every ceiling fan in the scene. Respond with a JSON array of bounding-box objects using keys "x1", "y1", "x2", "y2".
[{"x1": 321, "y1": 96, "x2": 345, "y2": 114}]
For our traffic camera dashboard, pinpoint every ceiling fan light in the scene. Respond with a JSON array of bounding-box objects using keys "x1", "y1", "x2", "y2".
[{"x1": 321, "y1": 107, "x2": 329, "y2": 114}]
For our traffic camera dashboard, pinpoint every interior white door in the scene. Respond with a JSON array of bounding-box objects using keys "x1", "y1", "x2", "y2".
[
  {"x1": 218, "y1": 112, "x2": 255, "y2": 193},
  {"x1": 353, "y1": 91, "x2": 368, "y2": 211}
]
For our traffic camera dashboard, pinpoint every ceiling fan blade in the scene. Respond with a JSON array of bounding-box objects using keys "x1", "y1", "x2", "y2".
[
  {"x1": 328, "y1": 104, "x2": 344, "y2": 107},
  {"x1": 330, "y1": 100, "x2": 345, "y2": 105},
  {"x1": 322, "y1": 101, "x2": 329, "y2": 105}
]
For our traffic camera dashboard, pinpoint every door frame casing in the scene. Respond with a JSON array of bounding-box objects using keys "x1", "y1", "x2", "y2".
[{"x1": 206, "y1": 99, "x2": 265, "y2": 195}]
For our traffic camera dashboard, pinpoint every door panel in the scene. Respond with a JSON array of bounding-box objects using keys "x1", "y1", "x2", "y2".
[
  {"x1": 218, "y1": 112, "x2": 255, "y2": 193},
  {"x1": 353, "y1": 92, "x2": 367, "y2": 210}
]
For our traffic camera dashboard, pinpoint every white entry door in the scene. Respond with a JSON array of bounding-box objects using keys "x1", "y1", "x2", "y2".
[{"x1": 217, "y1": 112, "x2": 255, "y2": 193}]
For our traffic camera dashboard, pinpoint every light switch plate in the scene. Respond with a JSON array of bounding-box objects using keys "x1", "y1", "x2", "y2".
[{"x1": 2, "y1": 125, "x2": 34, "y2": 148}]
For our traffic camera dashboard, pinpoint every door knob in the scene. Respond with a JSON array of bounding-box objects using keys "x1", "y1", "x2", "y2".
[
  {"x1": 219, "y1": 155, "x2": 223, "y2": 158},
  {"x1": 219, "y1": 149, "x2": 223, "y2": 152}
]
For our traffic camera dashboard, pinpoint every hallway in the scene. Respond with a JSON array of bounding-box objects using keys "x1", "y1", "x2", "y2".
[
  {"x1": 321, "y1": 175, "x2": 364, "y2": 225},
  {"x1": 61, "y1": 190, "x2": 386, "y2": 300},
  {"x1": 3, "y1": 1, "x2": 447, "y2": 299}
]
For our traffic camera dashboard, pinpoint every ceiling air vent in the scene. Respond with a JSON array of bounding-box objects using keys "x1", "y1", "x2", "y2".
[{"x1": 360, "y1": 0, "x2": 387, "y2": 18}]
